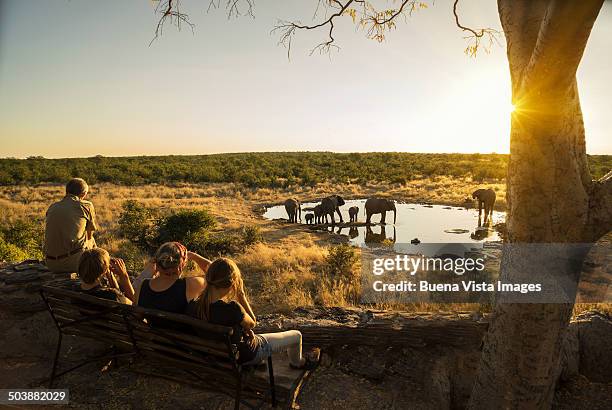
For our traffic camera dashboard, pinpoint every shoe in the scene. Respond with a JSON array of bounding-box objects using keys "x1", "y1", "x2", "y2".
[{"x1": 290, "y1": 347, "x2": 321, "y2": 370}]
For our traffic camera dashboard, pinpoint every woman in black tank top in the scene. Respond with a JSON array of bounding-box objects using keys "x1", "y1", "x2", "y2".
[
  {"x1": 133, "y1": 242, "x2": 210, "y2": 327},
  {"x1": 138, "y1": 277, "x2": 188, "y2": 313}
]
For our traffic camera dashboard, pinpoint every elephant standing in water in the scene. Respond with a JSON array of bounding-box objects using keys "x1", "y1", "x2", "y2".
[
  {"x1": 313, "y1": 204, "x2": 325, "y2": 224},
  {"x1": 305, "y1": 213, "x2": 314, "y2": 224},
  {"x1": 320, "y1": 195, "x2": 345, "y2": 225},
  {"x1": 472, "y1": 188, "x2": 496, "y2": 224},
  {"x1": 348, "y1": 206, "x2": 359, "y2": 223},
  {"x1": 365, "y1": 198, "x2": 396, "y2": 224},
  {"x1": 284, "y1": 198, "x2": 301, "y2": 223}
]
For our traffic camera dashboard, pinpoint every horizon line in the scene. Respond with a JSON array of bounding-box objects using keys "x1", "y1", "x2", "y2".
[{"x1": 2, "y1": 150, "x2": 611, "y2": 160}]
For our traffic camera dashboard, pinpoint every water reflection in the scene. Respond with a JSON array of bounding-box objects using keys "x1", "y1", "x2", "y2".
[
  {"x1": 470, "y1": 227, "x2": 494, "y2": 241},
  {"x1": 364, "y1": 225, "x2": 396, "y2": 244},
  {"x1": 263, "y1": 199, "x2": 505, "y2": 244}
]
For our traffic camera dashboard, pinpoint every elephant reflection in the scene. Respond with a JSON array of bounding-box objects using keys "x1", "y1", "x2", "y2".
[
  {"x1": 327, "y1": 225, "x2": 343, "y2": 234},
  {"x1": 471, "y1": 227, "x2": 493, "y2": 241},
  {"x1": 365, "y1": 225, "x2": 396, "y2": 244},
  {"x1": 348, "y1": 226, "x2": 359, "y2": 239}
]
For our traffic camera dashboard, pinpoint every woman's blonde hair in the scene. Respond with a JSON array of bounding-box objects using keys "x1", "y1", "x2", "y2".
[
  {"x1": 78, "y1": 248, "x2": 110, "y2": 284},
  {"x1": 195, "y1": 257, "x2": 243, "y2": 321}
]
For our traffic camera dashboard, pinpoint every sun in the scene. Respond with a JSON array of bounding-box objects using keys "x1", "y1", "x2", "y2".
[{"x1": 508, "y1": 101, "x2": 517, "y2": 114}]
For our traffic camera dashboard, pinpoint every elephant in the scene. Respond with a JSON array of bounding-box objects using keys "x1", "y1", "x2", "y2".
[
  {"x1": 348, "y1": 206, "x2": 359, "y2": 223},
  {"x1": 313, "y1": 204, "x2": 325, "y2": 224},
  {"x1": 305, "y1": 213, "x2": 314, "y2": 224},
  {"x1": 284, "y1": 198, "x2": 301, "y2": 223},
  {"x1": 472, "y1": 188, "x2": 496, "y2": 224},
  {"x1": 319, "y1": 195, "x2": 345, "y2": 225},
  {"x1": 365, "y1": 198, "x2": 396, "y2": 225}
]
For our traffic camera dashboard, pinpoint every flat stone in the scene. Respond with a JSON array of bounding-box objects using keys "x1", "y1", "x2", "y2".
[
  {"x1": 573, "y1": 311, "x2": 612, "y2": 383},
  {"x1": 4, "y1": 272, "x2": 43, "y2": 284},
  {"x1": 13, "y1": 262, "x2": 48, "y2": 272}
]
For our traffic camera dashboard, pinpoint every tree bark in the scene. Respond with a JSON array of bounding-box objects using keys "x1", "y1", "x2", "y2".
[{"x1": 469, "y1": 0, "x2": 608, "y2": 408}]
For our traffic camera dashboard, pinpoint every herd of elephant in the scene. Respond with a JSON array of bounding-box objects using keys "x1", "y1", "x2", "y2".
[
  {"x1": 283, "y1": 188, "x2": 496, "y2": 227},
  {"x1": 284, "y1": 195, "x2": 397, "y2": 226}
]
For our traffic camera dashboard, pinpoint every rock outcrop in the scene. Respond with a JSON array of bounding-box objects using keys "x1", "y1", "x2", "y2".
[{"x1": 0, "y1": 261, "x2": 610, "y2": 409}]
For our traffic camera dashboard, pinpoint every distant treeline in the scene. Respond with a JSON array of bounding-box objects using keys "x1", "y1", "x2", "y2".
[{"x1": 1, "y1": 153, "x2": 610, "y2": 187}]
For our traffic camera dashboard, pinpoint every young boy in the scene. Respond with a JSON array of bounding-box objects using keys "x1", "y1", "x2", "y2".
[{"x1": 77, "y1": 248, "x2": 135, "y2": 304}]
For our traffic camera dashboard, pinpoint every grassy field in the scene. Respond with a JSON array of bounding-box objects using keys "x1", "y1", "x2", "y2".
[
  {"x1": 0, "y1": 180, "x2": 492, "y2": 312},
  {"x1": 1, "y1": 181, "x2": 609, "y2": 317},
  {"x1": 0, "y1": 152, "x2": 609, "y2": 316}
]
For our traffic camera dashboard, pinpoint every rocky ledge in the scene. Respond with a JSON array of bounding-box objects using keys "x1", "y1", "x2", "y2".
[{"x1": 0, "y1": 261, "x2": 610, "y2": 409}]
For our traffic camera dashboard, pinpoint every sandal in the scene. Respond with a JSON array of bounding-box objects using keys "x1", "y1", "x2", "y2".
[{"x1": 290, "y1": 347, "x2": 321, "y2": 370}]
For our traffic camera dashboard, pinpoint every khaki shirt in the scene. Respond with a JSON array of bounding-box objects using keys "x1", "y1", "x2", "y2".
[{"x1": 44, "y1": 195, "x2": 98, "y2": 260}]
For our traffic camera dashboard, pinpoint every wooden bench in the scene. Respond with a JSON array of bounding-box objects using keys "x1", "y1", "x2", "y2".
[{"x1": 40, "y1": 285, "x2": 314, "y2": 409}]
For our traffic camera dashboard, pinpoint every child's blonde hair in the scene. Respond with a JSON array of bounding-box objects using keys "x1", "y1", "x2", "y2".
[
  {"x1": 78, "y1": 248, "x2": 110, "y2": 284},
  {"x1": 195, "y1": 258, "x2": 243, "y2": 320}
]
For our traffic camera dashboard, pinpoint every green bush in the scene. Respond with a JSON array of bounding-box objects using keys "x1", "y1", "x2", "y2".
[
  {"x1": 241, "y1": 225, "x2": 262, "y2": 247},
  {"x1": 0, "y1": 219, "x2": 44, "y2": 260},
  {"x1": 325, "y1": 244, "x2": 359, "y2": 280},
  {"x1": 117, "y1": 201, "x2": 255, "y2": 258},
  {"x1": 115, "y1": 240, "x2": 147, "y2": 274},
  {"x1": 155, "y1": 209, "x2": 217, "y2": 246},
  {"x1": 202, "y1": 233, "x2": 243, "y2": 257},
  {"x1": 117, "y1": 200, "x2": 157, "y2": 250},
  {"x1": 0, "y1": 234, "x2": 29, "y2": 262}
]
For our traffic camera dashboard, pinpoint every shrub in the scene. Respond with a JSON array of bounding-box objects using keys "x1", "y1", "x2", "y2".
[
  {"x1": 117, "y1": 200, "x2": 156, "y2": 250},
  {"x1": 0, "y1": 219, "x2": 44, "y2": 260},
  {"x1": 324, "y1": 244, "x2": 359, "y2": 280},
  {"x1": 202, "y1": 233, "x2": 243, "y2": 257},
  {"x1": 0, "y1": 234, "x2": 29, "y2": 262},
  {"x1": 155, "y1": 209, "x2": 217, "y2": 246},
  {"x1": 115, "y1": 240, "x2": 147, "y2": 274},
  {"x1": 241, "y1": 225, "x2": 262, "y2": 247}
]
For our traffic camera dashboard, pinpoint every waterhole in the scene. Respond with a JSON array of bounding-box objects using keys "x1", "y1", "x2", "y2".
[{"x1": 263, "y1": 199, "x2": 505, "y2": 248}]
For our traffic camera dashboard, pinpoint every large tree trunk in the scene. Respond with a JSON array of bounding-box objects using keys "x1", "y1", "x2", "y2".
[{"x1": 469, "y1": 0, "x2": 609, "y2": 408}]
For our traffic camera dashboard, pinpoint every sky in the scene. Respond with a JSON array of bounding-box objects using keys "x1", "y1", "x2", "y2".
[{"x1": 0, "y1": 0, "x2": 610, "y2": 158}]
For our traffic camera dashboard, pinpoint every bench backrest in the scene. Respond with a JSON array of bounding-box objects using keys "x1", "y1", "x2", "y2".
[{"x1": 40, "y1": 285, "x2": 238, "y2": 367}]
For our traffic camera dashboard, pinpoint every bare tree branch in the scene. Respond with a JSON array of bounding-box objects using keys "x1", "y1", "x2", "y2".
[
  {"x1": 207, "y1": 0, "x2": 255, "y2": 19},
  {"x1": 150, "y1": 0, "x2": 501, "y2": 59},
  {"x1": 151, "y1": 0, "x2": 255, "y2": 45},
  {"x1": 273, "y1": 0, "x2": 500, "y2": 58},
  {"x1": 452, "y1": 0, "x2": 502, "y2": 57},
  {"x1": 150, "y1": 0, "x2": 195, "y2": 46},
  {"x1": 272, "y1": 0, "x2": 356, "y2": 57}
]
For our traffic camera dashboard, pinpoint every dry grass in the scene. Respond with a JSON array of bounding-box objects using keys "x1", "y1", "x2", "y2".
[
  {"x1": 0, "y1": 177, "x2": 505, "y2": 226},
  {"x1": 1, "y1": 182, "x2": 607, "y2": 318},
  {"x1": 236, "y1": 242, "x2": 362, "y2": 314}
]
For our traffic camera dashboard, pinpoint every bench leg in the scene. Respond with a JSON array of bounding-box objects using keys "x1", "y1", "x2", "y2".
[
  {"x1": 235, "y1": 371, "x2": 242, "y2": 410},
  {"x1": 268, "y1": 356, "x2": 276, "y2": 407},
  {"x1": 110, "y1": 344, "x2": 118, "y2": 368},
  {"x1": 49, "y1": 333, "x2": 63, "y2": 388}
]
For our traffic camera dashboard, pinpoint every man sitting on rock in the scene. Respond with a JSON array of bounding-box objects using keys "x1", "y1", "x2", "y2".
[{"x1": 44, "y1": 178, "x2": 98, "y2": 273}]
